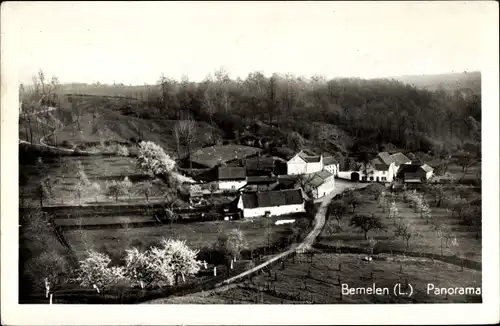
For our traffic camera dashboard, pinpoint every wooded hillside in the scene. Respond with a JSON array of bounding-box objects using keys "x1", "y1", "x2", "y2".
[{"x1": 23, "y1": 70, "x2": 481, "y2": 159}]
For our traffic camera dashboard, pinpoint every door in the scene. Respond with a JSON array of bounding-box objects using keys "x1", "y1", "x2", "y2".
[{"x1": 351, "y1": 172, "x2": 360, "y2": 182}]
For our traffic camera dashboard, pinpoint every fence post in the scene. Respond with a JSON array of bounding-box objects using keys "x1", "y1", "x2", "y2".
[
  {"x1": 214, "y1": 266, "x2": 217, "y2": 277},
  {"x1": 49, "y1": 293, "x2": 53, "y2": 305}
]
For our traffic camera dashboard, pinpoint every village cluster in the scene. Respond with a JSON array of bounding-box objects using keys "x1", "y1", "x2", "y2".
[{"x1": 185, "y1": 145, "x2": 434, "y2": 220}]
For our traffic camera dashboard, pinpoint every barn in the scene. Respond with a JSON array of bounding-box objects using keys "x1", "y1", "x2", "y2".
[
  {"x1": 361, "y1": 152, "x2": 396, "y2": 182},
  {"x1": 237, "y1": 189, "x2": 306, "y2": 218},
  {"x1": 217, "y1": 166, "x2": 247, "y2": 190},
  {"x1": 323, "y1": 155, "x2": 340, "y2": 177},
  {"x1": 398, "y1": 163, "x2": 434, "y2": 183},
  {"x1": 301, "y1": 170, "x2": 335, "y2": 199},
  {"x1": 287, "y1": 150, "x2": 323, "y2": 175}
]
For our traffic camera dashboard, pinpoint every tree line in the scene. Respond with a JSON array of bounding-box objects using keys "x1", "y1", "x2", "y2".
[
  {"x1": 20, "y1": 69, "x2": 481, "y2": 159},
  {"x1": 109, "y1": 69, "x2": 481, "y2": 156}
]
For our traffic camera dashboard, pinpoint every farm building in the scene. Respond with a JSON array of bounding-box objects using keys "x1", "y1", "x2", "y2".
[
  {"x1": 302, "y1": 170, "x2": 335, "y2": 199},
  {"x1": 391, "y1": 152, "x2": 412, "y2": 168},
  {"x1": 287, "y1": 150, "x2": 323, "y2": 175},
  {"x1": 357, "y1": 152, "x2": 410, "y2": 183},
  {"x1": 243, "y1": 156, "x2": 276, "y2": 176},
  {"x1": 323, "y1": 154, "x2": 340, "y2": 176},
  {"x1": 217, "y1": 166, "x2": 247, "y2": 190},
  {"x1": 397, "y1": 163, "x2": 434, "y2": 183},
  {"x1": 237, "y1": 189, "x2": 306, "y2": 218},
  {"x1": 187, "y1": 145, "x2": 263, "y2": 168},
  {"x1": 358, "y1": 152, "x2": 397, "y2": 182}
]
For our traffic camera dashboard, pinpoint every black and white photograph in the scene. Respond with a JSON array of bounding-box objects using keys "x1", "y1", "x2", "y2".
[{"x1": 1, "y1": 1, "x2": 499, "y2": 325}]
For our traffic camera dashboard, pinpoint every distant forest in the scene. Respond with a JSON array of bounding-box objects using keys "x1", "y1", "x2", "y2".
[{"x1": 23, "y1": 70, "x2": 482, "y2": 158}]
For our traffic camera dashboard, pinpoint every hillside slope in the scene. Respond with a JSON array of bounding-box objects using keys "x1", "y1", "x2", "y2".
[
  {"x1": 391, "y1": 71, "x2": 481, "y2": 92},
  {"x1": 41, "y1": 96, "x2": 222, "y2": 158}
]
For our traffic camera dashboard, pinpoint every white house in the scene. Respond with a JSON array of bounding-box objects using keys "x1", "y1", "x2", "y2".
[
  {"x1": 360, "y1": 152, "x2": 397, "y2": 183},
  {"x1": 359, "y1": 152, "x2": 412, "y2": 183},
  {"x1": 217, "y1": 166, "x2": 247, "y2": 191},
  {"x1": 323, "y1": 155, "x2": 340, "y2": 177},
  {"x1": 287, "y1": 150, "x2": 323, "y2": 175},
  {"x1": 306, "y1": 170, "x2": 335, "y2": 199},
  {"x1": 237, "y1": 189, "x2": 306, "y2": 218}
]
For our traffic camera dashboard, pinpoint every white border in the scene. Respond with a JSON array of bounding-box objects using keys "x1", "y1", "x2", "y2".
[{"x1": 2, "y1": 2, "x2": 499, "y2": 325}]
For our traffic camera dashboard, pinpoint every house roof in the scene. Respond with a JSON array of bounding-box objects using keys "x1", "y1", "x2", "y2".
[
  {"x1": 315, "y1": 170, "x2": 333, "y2": 180},
  {"x1": 297, "y1": 151, "x2": 321, "y2": 163},
  {"x1": 245, "y1": 157, "x2": 275, "y2": 170},
  {"x1": 240, "y1": 183, "x2": 278, "y2": 192},
  {"x1": 399, "y1": 164, "x2": 421, "y2": 173},
  {"x1": 399, "y1": 163, "x2": 433, "y2": 174},
  {"x1": 240, "y1": 189, "x2": 304, "y2": 209},
  {"x1": 374, "y1": 164, "x2": 390, "y2": 171},
  {"x1": 301, "y1": 149, "x2": 317, "y2": 156},
  {"x1": 323, "y1": 156, "x2": 339, "y2": 165},
  {"x1": 322, "y1": 152, "x2": 333, "y2": 158},
  {"x1": 398, "y1": 164, "x2": 426, "y2": 174},
  {"x1": 391, "y1": 152, "x2": 411, "y2": 165},
  {"x1": 246, "y1": 176, "x2": 278, "y2": 184},
  {"x1": 377, "y1": 152, "x2": 395, "y2": 165},
  {"x1": 218, "y1": 167, "x2": 246, "y2": 180},
  {"x1": 421, "y1": 164, "x2": 434, "y2": 173},
  {"x1": 304, "y1": 170, "x2": 333, "y2": 188},
  {"x1": 276, "y1": 175, "x2": 299, "y2": 189}
]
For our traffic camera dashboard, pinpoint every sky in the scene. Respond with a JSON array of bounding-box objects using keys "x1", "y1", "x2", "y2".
[{"x1": 6, "y1": 1, "x2": 493, "y2": 85}]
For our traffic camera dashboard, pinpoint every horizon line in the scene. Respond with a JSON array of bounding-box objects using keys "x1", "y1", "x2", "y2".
[{"x1": 20, "y1": 69, "x2": 481, "y2": 87}]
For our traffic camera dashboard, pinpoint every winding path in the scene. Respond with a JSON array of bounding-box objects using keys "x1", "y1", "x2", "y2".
[
  {"x1": 216, "y1": 179, "x2": 369, "y2": 287},
  {"x1": 142, "y1": 180, "x2": 369, "y2": 302}
]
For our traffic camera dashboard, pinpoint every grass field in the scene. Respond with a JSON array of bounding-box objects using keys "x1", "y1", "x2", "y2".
[
  {"x1": 20, "y1": 155, "x2": 203, "y2": 206},
  {"x1": 63, "y1": 215, "x2": 310, "y2": 264},
  {"x1": 21, "y1": 156, "x2": 149, "y2": 205},
  {"x1": 151, "y1": 252, "x2": 482, "y2": 304},
  {"x1": 317, "y1": 185, "x2": 481, "y2": 264},
  {"x1": 188, "y1": 145, "x2": 263, "y2": 168}
]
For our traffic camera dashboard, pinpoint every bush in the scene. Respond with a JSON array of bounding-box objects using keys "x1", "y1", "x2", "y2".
[
  {"x1": 116, "y1": 145, "x2": 129, "y2": 157},
  {"x1": 137, "y1": 141, "x2": 176, "y2": 177}
]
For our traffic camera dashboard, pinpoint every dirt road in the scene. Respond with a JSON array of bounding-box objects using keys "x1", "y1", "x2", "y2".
[{"x1": 216, "y1": 179, "x2": 369, "y2": 286}]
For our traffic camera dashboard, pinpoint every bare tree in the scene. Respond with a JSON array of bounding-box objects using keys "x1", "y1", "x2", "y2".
[
  {"x1": 344, "y1": 189, "x2": 361, "y2": 214},
  {"x1": 349, "y1": 214, "x2": 385, "y2": 240},
  {"x1": 175, "y1": 119, "x2": 197, "y2": 168},
  {"x1": 136, "y1": 181, "x2": 153, "y2": 202},
  {"x1": 328, "y1": 199, "x2": 348, "y2": 231},
  {"x1": 394, "y1": 219, "x2": 419, "y2": 251}
]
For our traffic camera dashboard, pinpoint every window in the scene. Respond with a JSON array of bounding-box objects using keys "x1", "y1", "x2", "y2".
[
  {"x1": 382, "y1": 177, "x2": 386, "y2": 181},
  {"x1": 383, "y1": 171, "x2": 386, "y2": 175},
  {"x1": 369, "y1": 176, "x2": 374, "y2": 181},
  {"x1": 231, "y1": 185, "x2": 236, "y2": 190}
]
